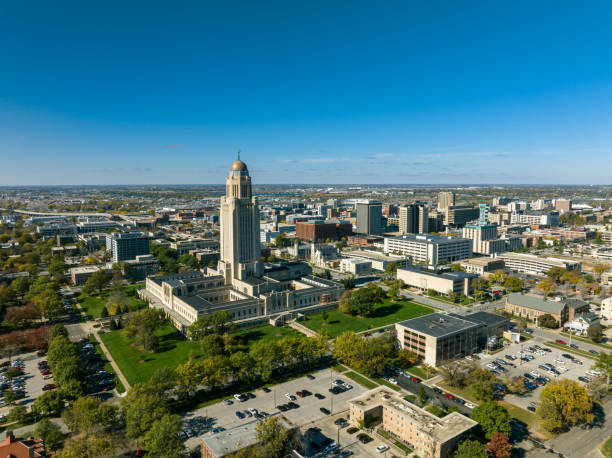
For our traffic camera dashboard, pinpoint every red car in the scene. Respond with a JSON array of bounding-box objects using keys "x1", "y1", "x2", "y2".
[
  {"x1": 42, "y1": 384, "x2": 56, "y2": 391},
  {"x1": 555, "y1": 339, "x2": 566, "y2": 345},
  {"x1": 411, "y1": 376, "x2": 421, "y2": 383},
  {"x1": 444, "y1": 393, "x2": 454, "y2": 399},
  {"x1": 41, "y1": 369, "x2": 52, "y2": 376}
]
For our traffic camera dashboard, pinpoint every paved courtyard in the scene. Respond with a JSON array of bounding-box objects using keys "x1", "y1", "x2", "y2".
[{"x1": 182, "y1": 368, "x2": 369, "y2": 450}]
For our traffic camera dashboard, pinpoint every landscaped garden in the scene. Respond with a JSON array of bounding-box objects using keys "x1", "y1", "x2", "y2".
[
  {"x1": 301, "y1": 298, "x2": 433, "y2": 338},
  {"x1": 101, "y1": 323, "x2": 303, "y2": 385}
]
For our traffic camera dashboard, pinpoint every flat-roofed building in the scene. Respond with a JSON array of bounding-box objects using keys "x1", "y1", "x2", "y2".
[
  {"x1": 356, "y1": 200, "x2": 382, "y2": 235},
  {"x1": 295, "y1": 219, "x2": 352, "y2": 242},
  {"x1": 106, "y1": 232, "x2": 151, "y2": 262},
  {"x1": 384, "y1": 234, "x2": 472, "y2": 265},
  {"x1": 497, "y1": 252, "x2": 581, "y2": 276},
  {"x1": 339, "y1": 258, "x2": 372, "y2": 275},
  {"x1": 123, "y1": 254, "x2": 159, "y2": 281},
  {"x1": 397, "y1": 267, "x2": 477, "y2": 296},
  {"x1": 170, "y1": 238, "x2": 218, "y2": 255},
  {"x1": 348, "y1": 387, "x2": 477, "y2": 458},
  {"x1": 342, "y1": 249, "x2": 409, "y2": 271},
  {"x1": 444, "y1": 205, "x2": 479, "y2": 228},
  {"x1": 460, "y1": 257, "x2": 505, "y2": 276},
  {"x1": 70, "y1": 266, "x2": 100, "y2": 286}
]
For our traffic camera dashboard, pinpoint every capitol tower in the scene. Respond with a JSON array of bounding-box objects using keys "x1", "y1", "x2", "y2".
[{"x1": 217, "y1": 153, "x2": 263, "y2": 285}]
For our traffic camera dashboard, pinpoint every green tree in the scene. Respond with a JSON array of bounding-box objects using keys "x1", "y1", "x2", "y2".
[
  {"x1": 537, "y1": 313, "x2": 558, "y2": 329},
  {"x1": 385, "y1": 262, "x2": 398, "y2": 278},
  {"x1": 490, "y1": 270, "x2": 507, "y2": 284},
  {"x1": 6, "y1": 405, "x2": 28, "y2": 423},
  {"x1": 31, "y1": 390, "x2": 64, "y2": 416},
  {"x1": 178, "y1": 253, "x2": 200, "y2": 270},
  {"x1": 537, "y1": 379, "x2": 594, "y2": 432},
  {"x1": 255, "y1": 417, "x2": 291, "y2": 458},
  {"x1": 34, "y1": 418, "x2": 65, "y2": 451},
  {"x1": 62, "y1": 396, "x2": 120, "y2": 433},
  {"x1": 417, "y1": 386, "x2": 426, "y2": 406},
  {"x1": 144, "y1": 413, "x2": 185, "y2": 458},
  {"x1": 55, "y1": 431, "x2": 121, "y2": 458},
  {"x1": 594, "y1": 351, "x2": 612, "y2": 386},
  {"x1": 49, "y1": 324, "x2": 68, "y2": 341},
  {"x1": 504, "y1": 276, "x2": 524, "y2": 292},
  {"x1": 587, "y1": 324, "x2": 603, "y2": 343},
  {"x1": 3, "y1": 389, "x2": 17, "y2": 405},
  {"x1": 120, "y1": 383, "x2": 169, "y2": 440},
  {"x1": 455, "y1": 439, "x2": 486, "y2": 458},
  {"x1": 471, "y1": 401, "x2": 511, "y2": 439},
  {"x1": 32, "y1": 289, "x2": 64, "y2": 320},
  {"x1": 83, "y1": 270, "x2": 112, "y2": 295}
]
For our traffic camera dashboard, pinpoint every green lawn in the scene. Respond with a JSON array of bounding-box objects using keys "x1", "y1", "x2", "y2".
[
  {"x1": 343, "y1": 371, "x2": 378, "y2": 389},
  {"x1": 302, "y1": 299, "x2": 433, "y2": 338},
  {"x1": 559, "y1": 332, "x2": 612, "y2": 351},
  {"x1": 499, "y1": 400, "x2": 537, "y2": 428},
  {"x1": 78, "y1": 284, "x2": 147, "y2": 319},
  {"x1": 101, "y1": 323, "x2": 304, "y2": 385},
  {"x1": 89, "y1": 334, "x2": 126, "y2": 393},
  {"x1": 545, "y1": 341, "x2": 598, "y2": 360},
  {"x1": 601, "y1": 435, "x2": 612, "y2": 458},
  {"x1": 404, "y1": 365, "x2": 434, "y2": 380}
]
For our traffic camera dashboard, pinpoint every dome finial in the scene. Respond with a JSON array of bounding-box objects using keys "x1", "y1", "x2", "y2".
[{"x1": 237, "y1": 148, "x2": 241, "y2": 161}]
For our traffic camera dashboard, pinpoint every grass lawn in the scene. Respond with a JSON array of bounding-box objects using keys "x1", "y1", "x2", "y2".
[
  {"x1": 404, "y1": 366, "x2": 434, "y2": 380},
  {"x1": 101, "y1": 323, "x2": 305, "y2": 385},
  {"x1": 343, "y1": 371, "x2": 378, "y2": 390},
  {"x1": 436, "y1": 382, "x2": 478, "y2": 403},
  {"x1": 302, "y1": 299, "x2": 433, "y2": 338},
  {"x1": 330, "y1": 364, "x2": 349, "y2": 373},
  {"x1": 498, "y1": 400, "x2": 537, "y2": 428},
  {"x1": 601, "y1": 435, "x2": 612, "y2": 458},
  {"x1": 78, "y1": 284, "x2": 147, "y2": 319},
  {"x1": 559, "y1": 332, "x2": 612, "y2": 351},
  {"x1": 89, "y1": 333, "x2": 126, "y2": 393}
]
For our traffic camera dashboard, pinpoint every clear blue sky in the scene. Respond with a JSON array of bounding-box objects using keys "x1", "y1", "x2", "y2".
[{"x1": 1, "y1": 1, "x2": 611, "y2": 185}]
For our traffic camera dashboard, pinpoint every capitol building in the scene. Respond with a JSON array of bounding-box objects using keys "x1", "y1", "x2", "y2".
[{"x1": 140, "y1": 157, "x2": 344, "y2": 333}]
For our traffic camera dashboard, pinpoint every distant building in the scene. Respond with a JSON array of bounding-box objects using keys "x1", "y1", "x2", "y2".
[
  {"x1": 295, "y1": 220, "x2": 352, "y2": 242},
  {"x1": 397, "y1": 267, "x2": 477, "y2": 296},
  {"x1": 384, "y1": 234, "x2": 472, "y2": 265},
  {"x1": 342, "y1": 249, "x2": 409, "y2": 272},
  {"x1": 348, "y1": 387, "x2": 477, "y2": 458},
  {"x1": 600, "y1": 297, "x2": 612, "y2": 320},
  {"x1": 437, "y1": 191, "x2": 455, "y2": 211},
  {"x1": 170, "y1": 238, "x2": 218, "y2": 255},
  {"x1": 399, "y1": 203, "x2": 428, "y2": 234},
  {"x1": 511, "y1": 211, "x2": 560, "y2": 227},
  {"x1": 355, "y1": 200, "x2": 383, "y2": 235},
  {"x1": 554, "y1": 199, "x2": 572, "y2": 213},
  {"x1": 36, "y1": 224, "x2": 78, "y2": 237},
  {"x1": 444, "y1": 205, "x2": 479, "y2": 228},
  {"x1": 106, "y1": 232, "x2": 151, "y2": 262},
  {"x1": 497, "y1": 252, "x2": 581, "y2": 276},
  {"x1": 123, "y1": 254, "x2": 160, "y2": 281}
]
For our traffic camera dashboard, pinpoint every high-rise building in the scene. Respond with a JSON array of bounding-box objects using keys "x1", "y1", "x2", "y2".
[
  {"x1": 106, "y1": 232, "x2": 150, "y2": 262},
  {"x1": 356, "y1": 200, "x2": 382, "y2": 235},
  {"x1": 437, "y1": 191, "x2": 455, "y2": 211},
  {"x1": 399, "y1": 203, "x2": 429, "y2": 234},
  {"x1": 217, "y1": 156, "x2": 263, "y2": 284}
]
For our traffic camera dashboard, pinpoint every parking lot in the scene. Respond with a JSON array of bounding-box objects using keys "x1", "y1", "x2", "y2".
[
  {"x1": 182, "y1": 368, "x2": 369, "y2": 450},
  {"x1": 0, "y1": 351, "x2": 51, "y2": 413},
  {"x1": 474, "y1": 340, "x2": 601, "y2": 410}
]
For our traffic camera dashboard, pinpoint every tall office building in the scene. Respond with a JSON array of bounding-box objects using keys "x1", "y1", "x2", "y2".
[
  {"x1": 399, "y1": 203, "x2": 429, "y2": 235},
  {"x1": 355, "y1": 200, "x2": 382, "y2": 235},
  {"x1": 437, "y1": 191, "x2": 455, "y2": 211},
  {"x1": 217, "y1": 156, "x2": 263, "y2": 284},
  {"x1": 106, "y1": 232, "x2": 150, "y2": 262}
]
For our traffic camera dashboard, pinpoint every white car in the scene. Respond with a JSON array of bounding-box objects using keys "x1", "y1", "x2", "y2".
[
  {"x1": 554, "y1": 359, "x2": 565, "y2": 365},
  {"x1": 465, "y1": 355, "x2": 473, "y2": 361},
  {"x1": 248, "y1": 407, "x2": 258, "y2": 414},
  {"x1": 388, "y1": 378, "x2": 397, "y2": 385},
  {"x1": 376, "y1": 445, "x2": 390, "y2": 453},
  {"x1": 486, "y1": 363, "x2": 497, "y2": 369},
  {"x1": 343, "y1": 384, "x2": 353, "y2": 390},
  {"x1": 530, "y1": 371, "x2": 539, "y2": 378},
  {"x1": 43, "y1": 375, "x2": 53, "y2": 380},
  {"x1": 285, "y1": 393, "x2": 296, "y2": 401},
  {"x1": 464, "y1": 402, "x2": 475, "y2": 409}
]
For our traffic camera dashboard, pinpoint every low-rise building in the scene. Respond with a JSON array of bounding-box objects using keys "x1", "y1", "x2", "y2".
[
  {"x1": 339, "y1": 258, "x2": 372, "y2": 275},
  {"x1": 497, "y1": 252, "x2": 581, "y2": 276},
  {"x1": 600, "y1": 297, "x2": 612, "y2": 320},
  {"x1": 123, "y1": 254, "x2": 160, "y2": 281},
  {"x1": 505, "y1": 293, "x2": 589, "y2": 326},
  {"x1": 563, "y1": 312, "x2": 600, "y2": 335},
  {"x1": 342, "y1": 249, "x2": 409, "y2": 271},
  {"x1": 459, "y1": 257, "x2": 505, "y2": 276},
  {"x1": 70, "y1": 265, "x2": 100, "y2": 286},
  {"x1": 0, "y1": 432, "x2": 45, "y2": 458},
  {"x1": 170, "y1": 238, "x2": 219, "y2": 255},
  {"x1": 397, "y1": 267, "x2": 477, "y2": 296},
  {"x1": 348, "y1": 387, "x2": 477, "y2": 458}
]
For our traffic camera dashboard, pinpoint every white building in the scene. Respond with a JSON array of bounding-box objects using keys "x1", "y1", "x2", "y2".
[
  {"x1": 340, "y1": 258, "x2": 372, "y2": 276},
  {"x1": 384, "y1": 234, "x2": 472, "y2": 265},
  {"x1": 601, "y1": 297, "x2": 612, "y2": 320},
  {"x1": 496, "y1": 252, "x2": 581, "y2": 276}
]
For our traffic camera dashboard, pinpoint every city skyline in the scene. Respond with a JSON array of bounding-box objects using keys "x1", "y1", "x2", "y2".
[{"x1": 2, "y1": 1, "x2": 612, "y2": 185}]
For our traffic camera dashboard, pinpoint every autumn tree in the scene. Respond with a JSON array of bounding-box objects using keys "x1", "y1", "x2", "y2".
[
  {"x1": 504, "y1": 276, "x2": 524, "y2": 292},
  {"x1": 255, "y1": 417, "x2": 291, "y2": 458},
  {"x1": 537, "y1": 379, "x2": 594, "y2": 432},
  {"x1": 537, "y1": 277, "x2": 556, "y2": 297},
  {"x1": 487, "y1": 432, "x2": 512, "y2": 458}
]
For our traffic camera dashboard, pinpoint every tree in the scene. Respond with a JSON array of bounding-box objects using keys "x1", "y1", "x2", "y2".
[
  {"x1": 537, "y1": 277, "x2": 556, "y2": 297},
  {"x1": 338, "y1": 290, "x2": 352, "y2": 314},
  {"x1": 594, "y1": 263, "x2": 610, "y2": 276},
  {"x1": 538, "y1": 313, "x2": 558, "y2": 329},
  {"x1": 447, "y1": 290, "x2": 459, "y2": 303},
  {"x1": 486, "y1": 432, "x2": 512, "y2": 458},
  {"x1": 255, "y1": 417, "x2": 291, "y2": 458},
  {"x1": 587, "y1": 324, "x2": 603, "y2": 343},
  {"x1": 470, "y1": 367, "x2": 496, "y2": 401},
  {"x1": 594, "y1": 351, "x2": 612, "y2": 386},
  {"x1": 32, "y1": 289, "x2": 64, "y2": 320},
  {"x1": 504, "y1": 276, "x2": 524, "y2": 292},
  {"x1": 55, "y1": 431, "x2": 121, "y2": 458},
  {"x1": 455, "y1": 439, "x2": 486, "y2": 458},
  {"x1": 450, "y1": 263, "x2": 465, "y2": 272},
  {"x1": 31, "y1": 390, "x2": 64, "y2": 416},
  {"x1": 100, "y1": 306, "x2": 109, "y2": 318},
  {"x1": 49, "y1": 324, "x2": 68, "y2": 341},
  {"x1": 178, "y1": 253, "x2": 200, "y2": 270},
  {"x1": 34, "y1": 418, "x2": 65, "y2": 451},
  {"x1": 397, "y1": 349, "x2": 418, "y2": 368},
  {"x1": 471, "y1": 401, "x2": 511, "y2": 439},
  {"x1": 384, "y1": 262, "x2": 398, "y2": 278},
  {"x1": 439, "y1": 361, "x2": 471, "y2": 388},
  {"x1": 546, "y1": 266, "x2": 566, "y2": 282},
  {"x1": 83, "y1": 270, "x2": 112, "y2": 295},
  {"x1": 120, "y1": 383, "x2": 169, "y2": 440},
  {"x1": 490, "y1": 270, "x2": 507, "y2": 284},
  {"x1": 417, "y1": 386, "x2": 426, "y2": 406},
  {"x1": 537, "y1": 379, "x2": 594, "y2": 432},
  {"x1": 3, "y1": 389, "x2": 17, "y2": 405},
  {"x1": 62, "y1": 396, "x2": 120, "y2": 433},
  {"x1": 143, "y1": 414, "x2": 185, "y2": 458},
  {"x1": 6, "y1": 405, "x2": 28, "y2": 423}
]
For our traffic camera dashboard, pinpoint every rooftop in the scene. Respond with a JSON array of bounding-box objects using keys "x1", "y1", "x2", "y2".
[
  {"x1": 397, "y1": 313, "x2": 480, "y2": 338},
  {"x1": 507, "y1": 293, "x2": 565, "y2": 314},
  {"x1": 386, "y1": 234, "x2": 471, "y2": 245}
]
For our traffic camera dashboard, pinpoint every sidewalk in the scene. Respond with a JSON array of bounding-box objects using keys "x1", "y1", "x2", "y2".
[{"x1": 92, "y1": 331, "x2": 131, "y2": 392}]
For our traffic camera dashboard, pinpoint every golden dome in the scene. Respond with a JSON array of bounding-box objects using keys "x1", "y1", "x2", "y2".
[{"x1": 230, "y1": 160, "x2": 247, "y2": 171}]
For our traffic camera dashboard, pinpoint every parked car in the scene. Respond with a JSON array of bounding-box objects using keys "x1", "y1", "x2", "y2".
[
  {"x1": 320, "y1": 407, "x2": 331, "y2": 415},
  {"x1": 235, "y1": 411, "x2": 245, "y2": 419},
  {"x1": 357, "y1": 434, "x2": 372, "y2": 444},
  {"x1": 285, "y1": 393, "x2": 296, "y2": 401},
  {"x1": 569, "y1": 343, "x2": 578, "y2": 349},
  {"x1": 589, "y1": 349, "x2": 599, "y2": 355},
  {"x1": 306, "y1": 374, "x2": 315, "y2": 380},
  {"x1": 443, "y1": 393, "x2": 454, "y2": 399},
  {"x1": 347, "y1": 427, "x2": 359, "y2": 434},
  {"x1": 42, "y1": 384, "x2": 56, "y2": 391},
  {"x1": 262, "y1": 387, "x2": 271, "y2": 393},
  {"x1": 223, "y1": 399, "x2": 233, "y2": 405},
  {"x1": 464, "y1": 402, "x2": 475, "y2": 409},
  {"x1": 555, "y1": 339, "x2": 566, "y2": 345},
  {"x1": 376, "y1": 445, "x2": 390, "y2": 453},
  {"x1": 314, "y1": 393, "x2": 325, "y2": 400}
]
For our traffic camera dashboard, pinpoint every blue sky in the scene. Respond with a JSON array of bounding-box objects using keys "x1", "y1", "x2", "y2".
[{"x1": 1, "y1": 1, "x2": 611, "y2": 185}]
